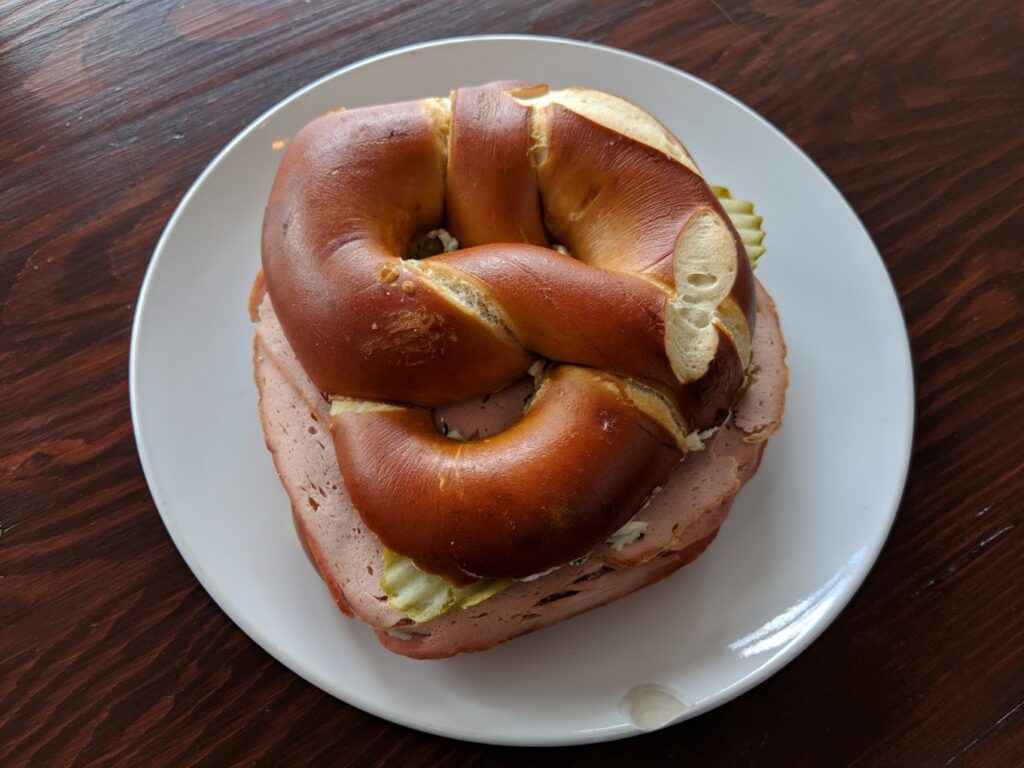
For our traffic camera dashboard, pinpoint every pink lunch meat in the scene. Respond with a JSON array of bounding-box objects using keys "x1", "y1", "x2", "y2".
[{"x1": 252, "y1": 280, "x2": 787, "y2": 658}]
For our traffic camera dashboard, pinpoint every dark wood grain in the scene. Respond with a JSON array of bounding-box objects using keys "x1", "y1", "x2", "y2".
[{"x1": 1, "y1": 0, "x2": 1021, "y2": 765}]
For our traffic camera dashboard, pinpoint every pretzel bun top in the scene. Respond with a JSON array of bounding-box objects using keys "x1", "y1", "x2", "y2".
[{"x1": 261, "y1": 82, "x2": 756, "y2": 583}]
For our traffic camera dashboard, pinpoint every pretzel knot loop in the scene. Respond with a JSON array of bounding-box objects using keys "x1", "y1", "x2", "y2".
[{"x1": 262, "y1": 82, "x2": 756, "y2": 585}]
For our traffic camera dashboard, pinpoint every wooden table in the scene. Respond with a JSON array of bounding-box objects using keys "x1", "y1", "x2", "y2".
[{"x1": 2, "y1": 1, "x2": 1021, "y2": 764}]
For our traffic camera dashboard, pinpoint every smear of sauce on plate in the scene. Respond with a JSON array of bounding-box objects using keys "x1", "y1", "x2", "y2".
[{"x1": 622, "y1": 684, "x2": 692, "y2": 730}]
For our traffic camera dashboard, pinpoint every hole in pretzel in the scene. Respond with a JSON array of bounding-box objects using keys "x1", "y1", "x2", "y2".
[
  {"x1": 431, "y1": 375, "x2": 536, "y2": 441},
  {"x1": 409, "y1": 228, "x2": 459, "y2": 260},
  {"x1": 686, "y1": 272, "x2": 718, "y2": 287}
]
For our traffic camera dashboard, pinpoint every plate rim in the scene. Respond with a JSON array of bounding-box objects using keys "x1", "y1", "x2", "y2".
[{"x1": 129, "y1": 33, "x2": 915, "y2": 746}]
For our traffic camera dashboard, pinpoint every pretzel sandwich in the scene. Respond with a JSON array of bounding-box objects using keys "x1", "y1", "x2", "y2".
[{"x1": 253, "y1": 82, "x2": 787, "y2": 656}]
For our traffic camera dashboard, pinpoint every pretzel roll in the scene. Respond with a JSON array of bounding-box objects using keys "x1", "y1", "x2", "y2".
[{"x1": 261, "y1": 82, "x2": 758, "y2": 581}]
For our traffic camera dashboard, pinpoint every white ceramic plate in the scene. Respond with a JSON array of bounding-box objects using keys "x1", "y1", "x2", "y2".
[{"x1": 130, "y1": 36, "x2": 913, "y2": 746}]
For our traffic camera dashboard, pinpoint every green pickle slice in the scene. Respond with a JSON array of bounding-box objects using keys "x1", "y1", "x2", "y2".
[
  {"x1": 712, "y1": 185, "x2": 765, "y2": 268},
  {"x1": 381, "y1": 548, "x2": 511, "y2": 624}
]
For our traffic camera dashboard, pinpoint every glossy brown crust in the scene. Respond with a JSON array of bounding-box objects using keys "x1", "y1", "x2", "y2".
[
  {"x1": 447, "y1": 84, "x2": 548, "y2": 247},
  {"x1": 433, "y1": 243, "x2": 680, "y2": 399},
  {"x1": 261, "y1": 100, "x2": 532, "y2": 404},
  {"x1": 331, "y1": 366, "x2": 681, "y2": 584}
]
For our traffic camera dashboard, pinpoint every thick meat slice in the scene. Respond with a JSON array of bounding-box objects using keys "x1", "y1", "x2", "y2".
[{"x1": 252, "y1": 280, "x2": 787, "y2": 658}]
